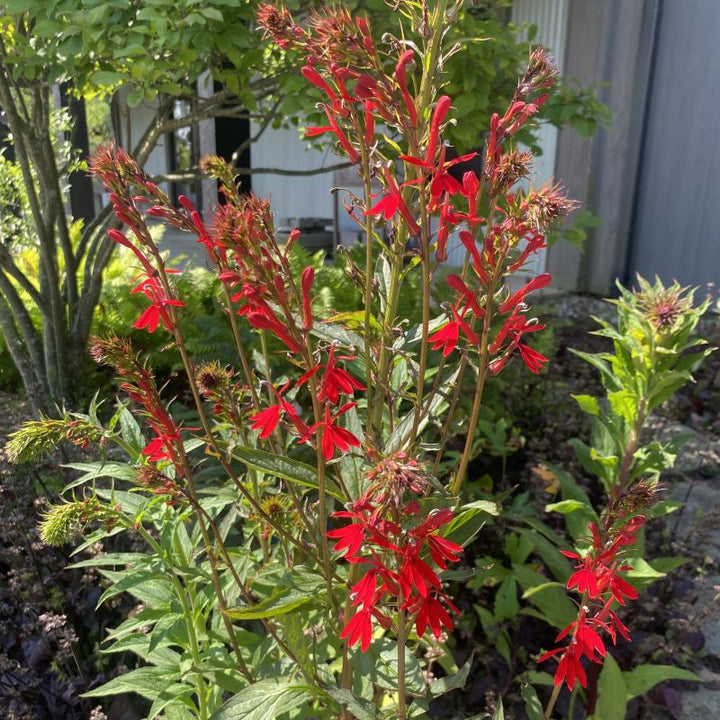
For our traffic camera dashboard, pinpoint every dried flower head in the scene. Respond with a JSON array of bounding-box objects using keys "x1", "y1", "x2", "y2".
[
  {"x1": 256, "y1": 3, "x2": 305, "y2": 49},
  {"x1": 493, "y1": 150, "x2": 533, "y2": 193},
  {"x1": 519, "y1": 47, "x2": 559, "y2": 97},
  {"x1": 196, "y1": 362, "x2": 232, "y2": 396},
  {"x1": 519, "y1": 182, "x2": 579, "y2": 230}
]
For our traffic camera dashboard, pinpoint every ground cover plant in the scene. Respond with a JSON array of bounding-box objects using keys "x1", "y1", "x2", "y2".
[{"x1": 4, "y1": 1, "x2": 713, "y2": 719}]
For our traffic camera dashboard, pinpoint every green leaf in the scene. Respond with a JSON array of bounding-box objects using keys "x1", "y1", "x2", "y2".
[
  {"x1": 230, "y1": 446, "x2": 344, "y2": 501},
  {"x1": 352, "y1": 638, "x2": 424, "y2": 694},
  {"x1": 91, "y1": 70, "x2": 124, "y2": 86},
  {"x1": 608, "y1": 389, "x2": 637, "y2": 425},
  {"x1": 82, "y1": 665, "x2": 181, "y2": 699},
  {"x1": 513, "y1": 565, "x2": 576, "y2": 629},
  {"x1": 210, "y1": 678, "x2": 312, "y2": 720},
  {"x1": 572, "y1": 394, "x2": 599, "y2": 415},
  {"x1": 492, "y1": 699, "x2": 505, "y2": 720},
  {"x1": 521, "y1": 581, "x2": 565, "y2": 599},
  {"x1": 199, "y1": 7, "x2": 224, "y2": 22},
  {"x1": 119, "y1": 406, "x2": 145, "y2": 452},
  {"x1": 326, "y1": 689, "x2": 378, "y2": 720},
  {"x1": 520, "y1": 682, "x2": 543, "y2": 720},
  {"x1": 624, "y1": 557, "x2": 665, "y2": 585},
  {"x1": 623, "y1": 664, "x2": 701, "y2": 699},
  {"x1": 442, "y1": 500, "x2": 497, "y2": 548},
  {"x1": 544, "y1": 499, "x2": 588, "y2": 515},
  {"x1": 428, "y1": 656, "x2": 472, "y2": 697},
  {"x1": 494, "y1": 576, "x2": 519, "y2": 621},
  {"x1": 592, "y1": 654, "x2": 627, "y2": 720},
  {"x1": 127, "y1": 87, "x2": 145, "y2": 107},
  {"x1": 62, "y1": 461, "x2": 135, "y2": 491},
  {"x1": 225, "y1": 580, "x2": 322, "y2": 620}
]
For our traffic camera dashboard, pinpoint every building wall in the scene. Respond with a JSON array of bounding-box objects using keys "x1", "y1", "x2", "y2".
[
  {"x1": 248, "y1": 122, "x2": 337, "y2": 229},
  {"x1": 548, "y1": 0, "x2": 658, "y2": 295}
]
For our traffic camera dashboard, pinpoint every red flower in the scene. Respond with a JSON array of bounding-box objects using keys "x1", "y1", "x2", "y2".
[
  {"x1": 541, "y1": 643, "x2": 587, "y2": 691},
  {"x1": 518, "y1": 343, "x2": 548, "y2": 374},
  {"x1": 429, "y1": 310, "x2": 478, "y2": 356},
  {"x1": 407, "y1": 592, "x2": 459, "y2": 640},
  {"x1": 131, "y1": 275, "x2": 185, "y2": 333},
  {"x1": 365, "y1": 168, "x2": 420, "y2": 236},
  {"x1": 399, "y1": 549, "x2": 440, "y2": 599},
  {"x1": 300, "y1": 403, "x2": 360, "y2": 460},
  {"x1": 142, "y1": 425, "x2": 181, "y2": 463},
  {"x1": 317, "y1": 346, "x2": 365, "y2": 404},
  {"x1": 327, "y1": 513, "x2": 367, "y2": 558},
  {"x1": 250, "y1": 402, "x2": 297, "y2": 439},
  {"x1": 339, "y1": 607, "x2": 373, "y2": 652}
]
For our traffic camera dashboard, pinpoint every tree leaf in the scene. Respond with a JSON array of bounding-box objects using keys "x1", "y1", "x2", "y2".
[{"x1": 210, "y1": 678, "x2": 312, "y2": 720}]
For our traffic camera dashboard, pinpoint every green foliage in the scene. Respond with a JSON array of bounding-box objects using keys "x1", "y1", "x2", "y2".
[{"x1": 570, "y1": 276, "x2": 713, "y2": 492}]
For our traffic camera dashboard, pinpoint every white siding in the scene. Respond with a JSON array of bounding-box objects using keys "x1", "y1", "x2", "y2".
[{"x1": 249, "y1": 122, "x2": 336, "y2": 229}]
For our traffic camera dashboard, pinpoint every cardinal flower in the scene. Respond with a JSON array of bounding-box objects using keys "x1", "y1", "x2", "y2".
[{"x1": 299, "y1": 402, "x2": 360, "y2": 460}]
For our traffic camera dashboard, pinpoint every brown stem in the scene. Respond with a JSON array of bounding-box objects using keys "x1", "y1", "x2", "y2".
[{"x1": 585, "y1": 661, "x2": 602, "y2": 716}]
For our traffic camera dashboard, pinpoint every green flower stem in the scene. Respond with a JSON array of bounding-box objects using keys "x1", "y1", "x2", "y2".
[
  {"x1": 397, "y1": 602, "x2": 408, "y2": 720},
  {"x1": 409, "y1": 189, "x2": 432, "y2": 446},
  {"x1": 357, "y1": 115, "x2": 377, "y2": 441},
  {"x1": 450, "y1": 269, "x2": 498, "y2": 496},
  {"x1": 134, "y1": 522, "x2": 211, "y2": 716},
  {"x1": 221, "y1": 282, "x2": 260, "y2": 411},
  {"x1": 543, "y1": 682, "x2": 562, "y2": 720}
]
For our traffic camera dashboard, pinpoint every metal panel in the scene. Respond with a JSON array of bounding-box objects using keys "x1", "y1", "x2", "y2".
[{"x1": 628, "y1": 0, "x2": 720, "y2": 288}]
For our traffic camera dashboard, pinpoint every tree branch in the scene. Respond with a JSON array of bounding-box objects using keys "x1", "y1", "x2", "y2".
[
  {"x1": 0, "y1": 269, "x2": 47, "y2": 390},
  {"x1": 0, "y1": 243, "x2": 47, "y2": 313},
  {"x1": 154, "y1": 161, "x2": 352, "y2": 184},
  {"x1": 0, "y1": 292, "x2": 48, "y2": 412}
]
